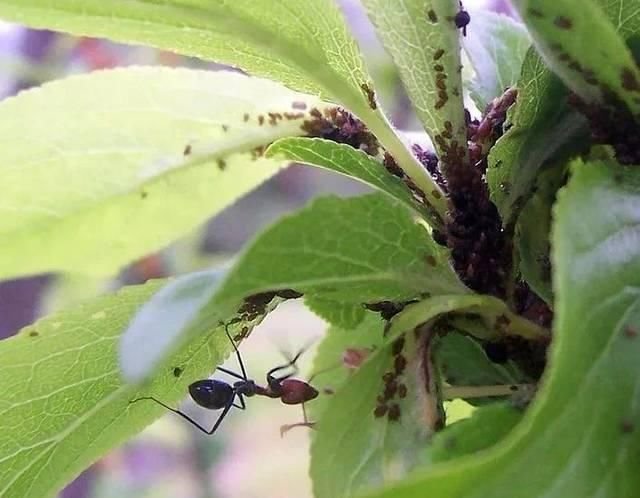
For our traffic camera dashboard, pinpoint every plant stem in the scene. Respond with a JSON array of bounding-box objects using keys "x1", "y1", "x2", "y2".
[{"x1": 442, "y1": 384, "x2": 535, "y2": 400}]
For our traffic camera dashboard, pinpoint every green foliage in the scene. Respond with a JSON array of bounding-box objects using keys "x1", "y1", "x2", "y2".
[
  {"x1": 362, "y1": 0, "x2": 467, "y2": 160},
  {"x1": 0, "y1": 67, "x2": 328, "y2": 278},
  {"x1": 486, "y1": 50, "x2": 587, "y2": 224},
  {"x1": 436, "y1": 333, "x2": 527, "y2": 405},
  {"x1": 423, "y1": 403, "x2": 522, "y2": 463},
  {"x1": 361, "y1": 161, "x2": 640, "y2": 498},
  {"x1": 0, "y1": 281, "x2": 235, "y2": 498},
  {"x1": 0, "y1": 1, "x2": 639, "y2": 497},
  {"x1": 463, "y1": 10, "x2": 531, "y2": 110},
  {"x1": 304, "y1": 294, "x2": 366, "y2": 329},
  {"x1": 513, "y1": 0, "x2": 640, "y2": 115},
  {"x1": 0, "y1": 0, "x2": 448, "y2": 222},
  {"x1": 212, "y1": 193, "x2": 467, "y2": 305},
  {"x1": 0, "y1": 0, "x2": 365, "y2": 108}
]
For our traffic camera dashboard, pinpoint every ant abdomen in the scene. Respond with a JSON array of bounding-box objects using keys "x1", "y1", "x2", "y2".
[
  {"x1": 279, "y1": 379, "x2": 318, "y2": 405},
  {"x1": 189, "y1": 379, "x2": 234, "y2": 410}
]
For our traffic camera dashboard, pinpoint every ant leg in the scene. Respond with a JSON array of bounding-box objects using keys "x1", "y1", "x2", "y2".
[
  {"x1": 233, "y1": 393, "x2": 246, "y2": 410},
  {"x1": 267, "y1": 349, "x2": 305, "y2": 382},
  {"x1": 224, "y1": 322, "x2": 249, "y2": 381},
  {"x1": 216, "y1": 366, "x2": 246, "y2": 381},
  {"x1": 130, "y1": 396, "x2": 236, "y2": 435},
  {"x1": 279, "y1": 403, "x2": 316, "y2": 437}
]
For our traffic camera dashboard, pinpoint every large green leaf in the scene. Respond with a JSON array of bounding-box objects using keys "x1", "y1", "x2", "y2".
[
  {"x1": 513, "y1": 0, "x2": 640, "y2": 116},
  {"x1": 0, "y1": 0, "x2": 447, "y2": 221},
  {"x1": 362, "y1": 0, "x2": 467, "y2": 164},
  {"x1": 212, "y1": 193, "x2": 467, "y2": 305},
  {"x1": 0, "y1": 281, "x2": 239, "y2": 498},
  {"x1": 0, "y1": 67, "x2": 330, "y2": 278},
  {"x1": 0, "y1": 1, "x2": 363, "y2": 110},
  {"x1": 463, "y1": 10, "x2": 531, "y2": 110},
  {"x1": 361, "y1": 159, "x2": 640, "y2": 498}
]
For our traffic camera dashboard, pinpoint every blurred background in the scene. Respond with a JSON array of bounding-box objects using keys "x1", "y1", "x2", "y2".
[{"x1": 0, "y1": 1, "x2": 514, "y2": 497}]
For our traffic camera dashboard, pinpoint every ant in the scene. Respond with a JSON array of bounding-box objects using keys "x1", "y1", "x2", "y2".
[{"x1": 131, "y1": 324, "x2": 319, "y2": 436}]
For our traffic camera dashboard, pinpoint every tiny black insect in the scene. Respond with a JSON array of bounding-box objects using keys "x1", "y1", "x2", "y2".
[{"x1": 454, "y1": 2, "x2": 471, "y2": 36}]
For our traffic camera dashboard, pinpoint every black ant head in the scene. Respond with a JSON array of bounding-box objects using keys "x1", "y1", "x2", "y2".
[
  {"x1": 279, "y1": 379, "x2": 319, "y2": 405},
  {"x1": 189, "y1": 379, "x2": 234, "y2": 410}
]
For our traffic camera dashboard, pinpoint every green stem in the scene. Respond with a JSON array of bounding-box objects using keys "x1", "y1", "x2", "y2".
[{"x1": 442, "y1": 383, "x2": 535, "y2": 400}]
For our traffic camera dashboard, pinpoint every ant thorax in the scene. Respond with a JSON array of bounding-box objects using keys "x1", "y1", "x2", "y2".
[{"x1": 233, "y1": 379, "x2": 259, "y2": 397}]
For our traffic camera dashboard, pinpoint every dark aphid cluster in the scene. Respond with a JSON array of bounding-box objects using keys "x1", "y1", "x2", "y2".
[
  {"x1": 301, "y1": 107, "x2": 380, "y2": 156},
  {"x1": 131, "y1": 324, "x2": 318, "y2": 436},
  {"x1": 363, "y1": 300, "x2": 408, "y2": 322},
  {"x1": 568, "y1": 92, "x2": 640, "y2": 165},
  {"x1": 229, "y1": 289, "x2": 303, "y2": 340},
  {"x1": 412, "y1": 143, "x2": 447, "y2": 192},
  {"x1": 432, "y1": 50, "x2": 449, "y2": 110},
  {"x1": 373, "y1": 336, "x2": 408, "y2": 422},
  {"x1": 382, "y1": 152, "x2": 432, "y2": 205},
  {"x1": 466, "y1": 88, "x2": 518, "y2": 168}
]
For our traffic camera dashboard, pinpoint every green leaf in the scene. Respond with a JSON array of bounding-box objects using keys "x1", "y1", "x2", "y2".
[
  {"x1": 362, "y1": 0, "x2": 467, "y2": 162},
  {"x1": 361, "y1": 159, "x2": 640, "y2": 498},
  {"x1": 0, "y1": 281, "x2": 236, "y2": 498},
  {"x1": 424, "y1": 403, "x2": 522, "y2": 464},
  {"x1": 516, "y1": 165, "x2": 566, "y2": 304},
  {"x1": 267, "y1": 137, "x2": 443, "y2": 221},
  {"x1": 597, "y1": 0, "x2": 640, "y2": 39},
  {"x1": 0, "y1": 0, "x2": 449, "y2": 223},
  {"x1": 437, "y1": 332, "x2": 528, "y2": 405},
  {"x1": 213, "y1": 193, "x2": 467, "y2": 305},
  {"x1": 0, "y1": 1, "x2": 365, "y2": 112},
  {"x1": 304, "y1": 294, "x2": 366, "y2": 329},
  {"x1": 512, "y1": 0, "x2": 640, "y2": 116},
  {"x1": 463, "y1": 10, "x2": 531, "y2": 110},
  {"x1": 309, "y1": 313, "x2": 385, "y2": 424},
  {"x1": 120, "y1": 269, "x2": 224, "y2": 382},
  {"x1": 0, "y1": 67, "x2": 330, "y2": 278},
  {"x1": 311, "y1": 294, "x2": 498, "y2": 498},
  {"x1": 486, "y1": 50, "x2": 587, "y2": 225}
]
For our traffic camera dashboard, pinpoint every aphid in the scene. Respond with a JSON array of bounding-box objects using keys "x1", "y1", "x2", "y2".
[
  {"x1": 131, "y1": 325, "x2": 319, "y2": 436},
  {"x1": 394, "y1": 354, "x2": 407, "y2": 375},
  {"x1": 343, "y1": 348, "x2": 371, "y2": 369},
  {"x1": 391, "y1": 337, "x2": 405, "y2": 356},
  {"x1": 183, "y1": 144, "x2": 192, "y2": 156},
  {"x1": 387, "y1": 403, "x2": 401, "y2": 421},
  {"x1": 374, "y1": 404, "x2": 388, "y2": 418},
  {"x1": 454, "y1": 2, "x2": 471, "y2": 36},
  {"x1": 173, "y1": 367, "x2": 183, "y2": 378},
  {"x1": 360, "y1": 82, "x2": 377, "y2": 110}
]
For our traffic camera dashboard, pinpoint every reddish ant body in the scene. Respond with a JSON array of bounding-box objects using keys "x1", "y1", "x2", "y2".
[{"x1": 132, "y1": 325, "x2": 318, "y2": 435}]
